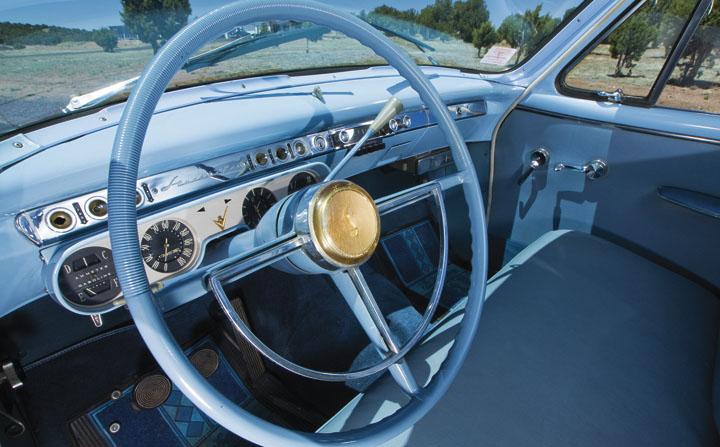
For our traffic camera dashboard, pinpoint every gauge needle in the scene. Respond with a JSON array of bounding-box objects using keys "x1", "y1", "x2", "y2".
[{"x1": 164, "y1": 238, "x2": 169, "y2": 260}]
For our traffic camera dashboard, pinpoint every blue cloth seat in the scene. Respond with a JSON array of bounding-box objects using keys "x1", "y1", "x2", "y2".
[{"x1": 320, "y1": 230, "x2": 720, "y2": 446}]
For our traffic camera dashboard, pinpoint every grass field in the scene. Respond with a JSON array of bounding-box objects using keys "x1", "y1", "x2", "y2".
[{"x1": 1, "y1": 36, "x2": 718, "y2": 133}]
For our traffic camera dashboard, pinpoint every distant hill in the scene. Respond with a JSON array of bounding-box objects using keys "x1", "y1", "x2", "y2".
[{"x1": 0, "y1": 22, "x2": 92, "y2": 47}]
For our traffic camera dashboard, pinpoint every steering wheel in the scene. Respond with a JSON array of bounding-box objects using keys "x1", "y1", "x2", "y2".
[{"x1": 108, "y1": 1, "x2": 488, "y2": 446}]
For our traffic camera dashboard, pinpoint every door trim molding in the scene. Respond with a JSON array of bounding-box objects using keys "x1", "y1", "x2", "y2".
[{"x1": 515, "y1": 105, "x2": 720, "y2": 145}]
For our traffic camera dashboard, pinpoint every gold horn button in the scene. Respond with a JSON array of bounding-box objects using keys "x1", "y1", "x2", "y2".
[{"x1": 310, "y1": 181, "x2": 380, "y2": 267}]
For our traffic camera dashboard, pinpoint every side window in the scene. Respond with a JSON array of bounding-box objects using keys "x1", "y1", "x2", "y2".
[
  {"x1": 561, "y1": 1, "x2": 699, "y2": 101},
  {"x1": 657, "y1": 8, "x2": 720, "y2": 113}
]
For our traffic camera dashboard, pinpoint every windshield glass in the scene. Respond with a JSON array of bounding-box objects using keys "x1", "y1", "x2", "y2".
[{"x1": 0, "y1": 0, "x2": 584, "y2": 137}]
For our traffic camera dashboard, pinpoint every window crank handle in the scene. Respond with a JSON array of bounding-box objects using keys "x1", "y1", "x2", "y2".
[
  {"x1": 517, "y1": 160, "x2": 541, "y2": 185},
  {"x1": 517, "y1": 148, "x2": 550, "y2": 186}
]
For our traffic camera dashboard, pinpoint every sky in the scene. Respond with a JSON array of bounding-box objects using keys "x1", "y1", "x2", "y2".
[{"x1": 0, "y1": 0, "x2": 580, "y2": 30}]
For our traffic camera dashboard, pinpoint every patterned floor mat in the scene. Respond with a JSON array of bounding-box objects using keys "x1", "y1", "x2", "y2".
[
  {"x1": 70, "y1": 338, "x2": 261, "y2": 447},
  {"x1": 380, "y1": 220, "x2": 470, "y2": 308}
]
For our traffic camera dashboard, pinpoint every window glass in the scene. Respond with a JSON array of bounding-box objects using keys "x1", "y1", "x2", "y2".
[
  {"x1": 657, "y1": 5, "x2": 720, "y2": 113},
  {"x1": 0, "y1": 0, "x2": 586, "y2": 137},
  {"x1": 564, "y1": 1, "x2": 697, "y2": 99}
]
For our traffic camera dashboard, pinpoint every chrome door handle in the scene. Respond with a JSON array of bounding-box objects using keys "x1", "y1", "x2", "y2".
[
  {"x1": 554, "y1": 159, "x2": 608, "y2": 179},
  {"x1": 517, "y1": 148, "x2": 550, "y2": 185},
  {"x1": 597, "y1": 89, "x2": 623, "y2": 103}
]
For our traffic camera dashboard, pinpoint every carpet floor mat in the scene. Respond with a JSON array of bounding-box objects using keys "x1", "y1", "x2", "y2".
[
  {"x1": 68, "y1": 337, "x2": 263, "y2": 447},
  {"x1": 380, "y1": 220, "x2": 470, "y2": 308}
]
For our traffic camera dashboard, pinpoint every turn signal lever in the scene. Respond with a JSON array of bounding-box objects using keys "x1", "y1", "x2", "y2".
[{"x1": 517, "y1": 148, "x2": 550, "y2": 185}]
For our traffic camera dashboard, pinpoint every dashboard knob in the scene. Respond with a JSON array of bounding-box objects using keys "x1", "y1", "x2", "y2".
[
  {"x1": 388, "y1": 119, "x2": 399, "y2": 132},
  {"x1": 293, "y1": 140, "x2": 307, "y2": 156},
  {"x1": 338, "y1": 130, "x2": 351, "y2": 144},
  {"x1": 313, "y1": 135, "x2": 327, "y2": 151},
  {"x1": 255, "y1": 152, "x2": 268, "y2": 166},
  {"x1": 402, "y1": 115, "x2": 412, "y2": 128},
  {"x1": 87, "y1": 198, "x2": 108, "y2": 218}
]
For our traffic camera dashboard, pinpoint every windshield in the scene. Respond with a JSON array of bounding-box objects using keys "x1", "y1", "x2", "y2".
[{"x1": 0, "y1": 0, "x2": 584, "y2": 137}]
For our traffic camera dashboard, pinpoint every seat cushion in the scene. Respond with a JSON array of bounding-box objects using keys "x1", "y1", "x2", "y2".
[{"x1": 319, "y1": 230, "x2": 720, "y2": 446}]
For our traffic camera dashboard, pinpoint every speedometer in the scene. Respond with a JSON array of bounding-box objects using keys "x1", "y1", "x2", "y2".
[
  {"x1": 141, "y1": 219, "x2": 195, "y2": 273},
  {"x1": 242, "y1": 187, "x2": 276, "y2": 229}
]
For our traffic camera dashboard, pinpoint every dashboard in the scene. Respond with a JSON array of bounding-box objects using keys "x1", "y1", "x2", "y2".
[
  {"x1": 23, "y1": 99, "x2": 485, "y2": 316},
  {"x1": 0, "y1": 67, "x2": 520, "y2": 320}
]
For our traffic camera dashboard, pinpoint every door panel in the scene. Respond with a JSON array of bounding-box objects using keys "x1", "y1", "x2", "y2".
[{"x1": 490, "y1": 106, "x2": 720, "y2": 289}]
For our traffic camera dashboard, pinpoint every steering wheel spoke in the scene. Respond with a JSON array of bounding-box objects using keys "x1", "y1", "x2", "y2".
[
  {"x1": 331, "y1": 267, "x2": 420, "y2": 395},
  {"x1": 207, "y1": 232, "x2": 307, "y2": 286},
  {"x1": 376, "y1": 175, "x2": 460, "y2": 216}
]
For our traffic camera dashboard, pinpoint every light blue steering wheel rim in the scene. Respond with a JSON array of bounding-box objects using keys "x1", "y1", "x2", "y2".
[{"x1": 108, "y1": 1, "x2": 488, "y2": 445}]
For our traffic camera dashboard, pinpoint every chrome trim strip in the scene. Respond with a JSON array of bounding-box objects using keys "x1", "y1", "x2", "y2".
[
  {"x1": 17, "y1": 99, "x2": 482, "y2": 246},
  {"x1": 657, "y1": 186, "x2": 720, "y2": 219},
  {"x1": 516, "y1": 105, "x2": 720, "y2": 145}
]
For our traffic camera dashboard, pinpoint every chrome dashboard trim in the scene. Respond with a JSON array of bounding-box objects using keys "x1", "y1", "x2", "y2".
[{"x1": 17, "y1": 100, "x2": 484, "y2": 246}]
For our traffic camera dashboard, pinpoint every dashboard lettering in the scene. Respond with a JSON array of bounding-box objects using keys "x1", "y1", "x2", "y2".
[{"x1": 159, "y1": 159, "x2": 248, "y2": 192}]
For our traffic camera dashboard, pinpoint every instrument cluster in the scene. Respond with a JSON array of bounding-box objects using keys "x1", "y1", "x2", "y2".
[
  {"x1": 50, "y1": 166, "x2": 323, "y2": 315},
  {"x1": 41, "y1": 100, "x2": 487, "y2": 315}
]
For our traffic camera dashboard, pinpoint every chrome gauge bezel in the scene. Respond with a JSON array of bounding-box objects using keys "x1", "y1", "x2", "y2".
[
  {"x1": 140, "y1": 218, "x2": 199, "y2": 274},
  {"x1": 84, "y1": 196, "x2": 109, "y2": 220},
  {"x1": 45, "y1": 207, "x2": 77, "y2": 233}
]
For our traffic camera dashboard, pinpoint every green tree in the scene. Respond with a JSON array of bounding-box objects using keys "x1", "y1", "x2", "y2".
[
  {"x1": 452, "y1": 0, "x2": 491, "y2": 42},
  {"x1": 120, "y1": 0, "x2": 191, "y2": 54},
  {"x1": 417, "y1": 0, "x2": 454, "y2": 35},
  {"x1": 498, "y1": 14, "x2": 531, "y2": 48},
  {"x1": 652, "y1": 0, "x2": 692, "y2": 56},
  {"x1": 367, "y1": 6, "x2": 420, "y2": 36},
  {"x1": 674, "y1": 2, "x2": 720, "y2": 85},
  {"x1": 93, "y1": 27, "x2": 118, "y2": 52},
  {"x1": 523, "y1": 5, "x2": 560, "y2": 49},
  {"x1": 563, "y1": 7, "x2": 577, "y2": 21},
  {"x1": 472, "y1": 22, "x2": 498, "y2": 56},
  {"x1": 498, "y1": 5, "x2": 559, "y2": 61},
  {"x1": 677, "y1": 23, "x2": 720, "y2": 85},
  {"x1": 607, "y1": 11, "x2": 657, "y2": 76},
  {"x1": 0, "y1": 22, "x2": 92, "y2": 46},
  {"x1": 372, "y1": 5, "x2": 417, "y2": 23}
]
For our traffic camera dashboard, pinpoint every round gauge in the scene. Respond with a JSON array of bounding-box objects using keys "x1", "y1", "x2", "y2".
[
  {"x1": 58, "y1": 246, "x2": 120, "y2": 307},
  {"x1": 288, "y1": 172, "x2": 317, "y2": 195},
  {"x1": 242, "y1": 187, "x2": 277, "y2": 229},
  {"x1": 140, "y1": 219, "x2": 195, "y2": 273}
]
